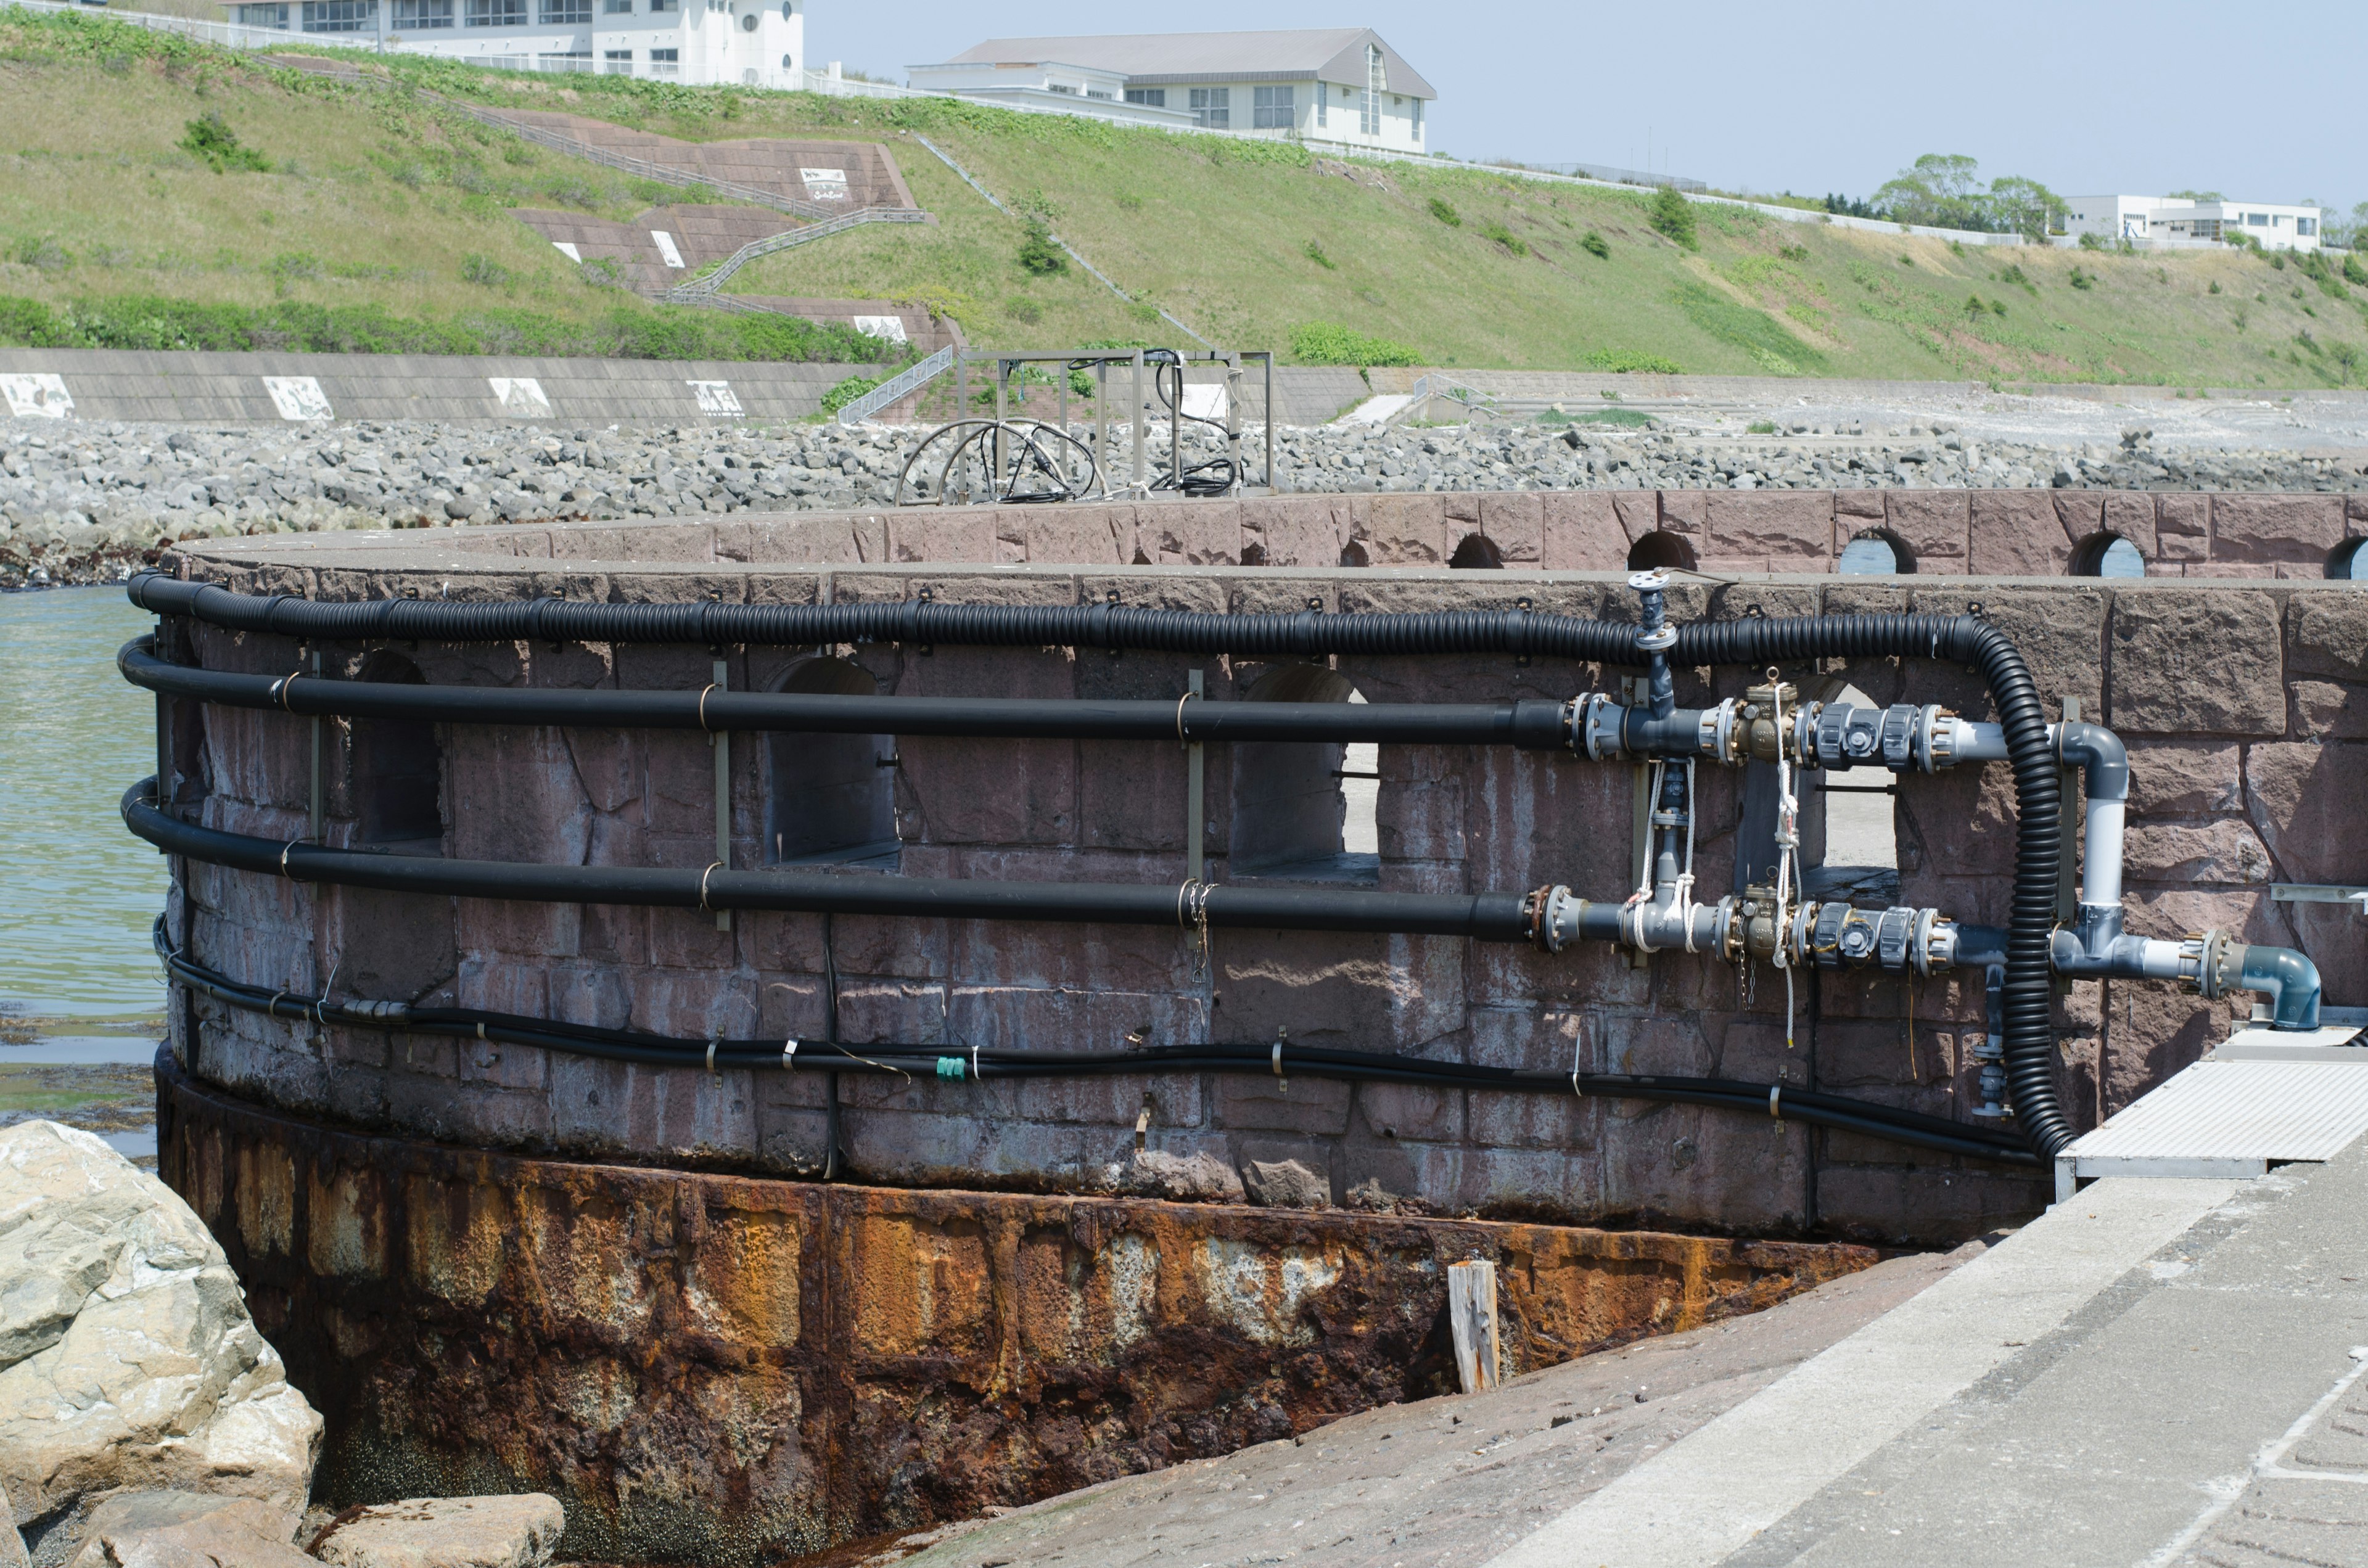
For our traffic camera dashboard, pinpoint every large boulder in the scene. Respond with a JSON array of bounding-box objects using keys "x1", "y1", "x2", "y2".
[
  {"x1": 310, "y1": 1496, "x2": 567, "y2": 1568},
  {"x1": 0, "y1": 1122, "x2": 321, "y2": 1546},
  {"x1": 63, "y1": 1490, "x2": 313, "y2": 1568}
]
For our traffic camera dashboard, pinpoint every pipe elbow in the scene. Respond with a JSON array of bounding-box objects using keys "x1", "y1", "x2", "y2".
[
  {"x1": 2236, "y1": 944, "x2": 2324, "y2": 1032},
  {"x1": 2057, "y1": 721, "x2": 2130, "y2": 802}
]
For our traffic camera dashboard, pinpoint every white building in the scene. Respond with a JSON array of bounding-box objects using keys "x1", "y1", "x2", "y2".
[
  {"x1": 2063, "y1": 194, "x2": 2322, "y2": 252},
  {"x1": 910, "y1": 28, "x2": 1436, "y2": 152},
  {"x1": 221, "y1": 0, "x2": 803, "y2": 87}
]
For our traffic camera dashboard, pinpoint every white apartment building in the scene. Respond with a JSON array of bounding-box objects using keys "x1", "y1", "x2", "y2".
[
  {"x1": 2064, "y1": 194, "x2": 2322, "y2": 251},
  {"x1": 909, "y1": 28, "x2": 1436, "y2": 152},
  {"x1": 221, "y1": 0, "x2": 803, "y2": 86}
]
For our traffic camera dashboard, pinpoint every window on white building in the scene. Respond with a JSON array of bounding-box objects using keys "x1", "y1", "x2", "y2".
[
  {"x1": 540, "y1": 0, "x2": 588, "y2": 22},
  {"x1": 649, "y1": 44, "x2": 678, "y2": 73},
  {"x1": 1048, "y1": 82, "x2": 1076, "y2": 94},
  {"x1": 234, "y1": 3, "x2": 289, "y2": 24},
  {"x1": 2247, "y1": 212, "x2": 2269, "y2": 226},
  {"x1": 1087, "y1": 88, "x2": 1112, "y2": 99},
  {"x1": 1189, "y1": 86, "x2": 1230, "y2": 128},
  {"x1": 1315, "y1": 86, "x2": 1326, "y2": 128},
  {"x1": 1125, "y1": 87, "x2": 1165, "y2": 106},
  {"x1": 300, "y1": 0, "x2": 372, "y2": 31},
  {"x1": 602, "y1": 47, "x2": 631, "y2": 69},
  {"x1": 2300, "y1": 217, "x2": 2318, "y2": 236},
  {"x1": 1252, "y1": 84, "x2": 1294, "y2": 128},
  {"x1": 602, "y1": 0, "x2": 628, "y2": 12},
  {"x1": 1412, "y1": 97, "x2": 1421, "y2": 137},
  {"x1": 464, "y1": 0, "x2": 523, "y2": 25},
  {"x1": 1360, "y1": 44, "x2": 1382, "y2": 136},
  {"x1": 392, "y1": 0, "x2": 451, "y2": 26}
]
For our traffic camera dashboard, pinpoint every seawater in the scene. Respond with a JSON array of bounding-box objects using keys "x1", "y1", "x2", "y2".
[{"x1": 0, "y1": 586, "x2": 170, "y2": 1023}]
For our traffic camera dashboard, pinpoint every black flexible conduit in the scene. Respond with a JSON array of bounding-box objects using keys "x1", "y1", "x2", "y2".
[
  {"x1": 153, "y1": 917, "x2": 2036, "y2": 1166},
  {"x1": 123, "y1": 572, "x2": 2071, "y2": 1158}
]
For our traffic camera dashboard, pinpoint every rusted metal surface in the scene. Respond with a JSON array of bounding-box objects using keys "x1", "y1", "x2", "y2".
[{"x1": 159, "y1": 1053, "x2": 1877, "y2": 1567}]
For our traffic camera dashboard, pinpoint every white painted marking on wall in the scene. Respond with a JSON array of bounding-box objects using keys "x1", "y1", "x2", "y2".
[
  {"x1": 488, "y1": 377, "x2": 553, "y2": 417},
  {"x1": 850, "y1": 314, "x2": 908, "y2": 343},
  {"x1": 649, "y1": 230, "x2": 686, "y2": 268},
  {"x1": 0, "y1": 372, "x2": 74, "y2": 419},
  {"x1": 799, "y1": 166, "x2": 850, "y2": 200},
  {"x1": 262, "y1": 376, "x2": 333, "y2": 422},
  {"x1": 1181, "y1": 384, "x2": 1228, "y2": 422},
  {"x1": 551, "y1": 240, "x2": 583, "y2": 262},
  {"x1": 688, "y1": 380, "x2": 744, "y2": 416}
]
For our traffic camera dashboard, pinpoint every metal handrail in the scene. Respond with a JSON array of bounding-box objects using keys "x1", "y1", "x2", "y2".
[
  {"x1": 665, "y1": 208, "x2": 932, "y2": 298},
  {"x1": 836, "y1": 346, "x2": 957, "y2": 427}
]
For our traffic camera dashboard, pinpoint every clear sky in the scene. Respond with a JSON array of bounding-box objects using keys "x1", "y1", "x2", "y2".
[{"x1": 812, "y1": 1, "x2": 2360, "y2": 214}]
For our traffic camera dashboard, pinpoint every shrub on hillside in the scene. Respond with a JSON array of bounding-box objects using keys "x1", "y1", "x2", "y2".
[
  {"x1": 1289, "y1": 322, "x2": 1420, "y2": 367},
  {"x1": 1585, "y1": 349, "x2": 1682, "y2": 374},
  {"x1": 1649, "y1": 186, "x2": 1697, "y2": 250},
  {"x1": 2346, "y1": 253, "x2": 2368, "y2": 287},
  {"x1": 1580, "y1": 231, "x2": 1610, "y2": 259},
  {"x1": 820, "y1": 372, "x2": 884, "y2": 415},
  {"x1": 2070, "y1": 266, "x2": 2095, "y2": 291},
  {"x1": 1304, "y1": 239, "x2": 1337, "y2": 270},
  {"x1": 1018, "y1": 218, "x2": 1067, "y2": 276},
  {"x1": 178, "y1": 112, "x2": 268, "y2": 173},
  {"x1": 1427, "y1": 197, "x2": 1461, "y2": 227},
  {"x1": 1478, "y1": 220, "x2": 1527, "y2": 257}
]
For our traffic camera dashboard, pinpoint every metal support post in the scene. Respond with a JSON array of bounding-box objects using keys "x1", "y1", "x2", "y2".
[
  {"x1": 713, "y1": 657, "x2": 732, "y2": 933},
  {"x1": 1096, "y1": 359, "x2": 1109, "y2": 490},
  {"x1": 307, "y1": 647, "x2": 323, "y2": 842},
  {"x1": 1170, "y1": 357, "x2": 1183, "y2": 493},
  {"x1": 994, "y1": 361, "x2": 1009, "y2": 499},
  {"x1": 2057, "y1": 696, "x2": 2081, "y2": 924},
  {"x1": 1264, "y1": 351, "x2": 1276, "y2": 493},
  {"x1": 1623, "y1": 674, "x2": 1651, "y2": 971},
  {"x1": 1131, "y1": 351, "x2": 1146, "y2": 490},
  {"x1": 1186, "y1": 668, "x2": 1205, "y2": 884},
  {"x1": 1224, "y1": 358, "x2": 1243, "y2": 496}
]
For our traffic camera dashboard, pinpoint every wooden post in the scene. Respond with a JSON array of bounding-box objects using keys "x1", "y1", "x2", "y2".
[{"x1": 1447, "y1": 1259, "x2": 1500, "y2": 1395}]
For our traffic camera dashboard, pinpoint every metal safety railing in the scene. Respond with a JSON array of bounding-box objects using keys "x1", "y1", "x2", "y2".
[
  {"x1": 835, "y1": 345, "x2": 956, "y2": 427},
  {"x1": 666, "y1": 207, "x2": 933, "y2": 299}
]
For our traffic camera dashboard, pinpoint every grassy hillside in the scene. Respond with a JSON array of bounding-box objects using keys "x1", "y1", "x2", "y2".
[{"x1": 4, "y1": 10, "x2": 2366, "y2": 387}]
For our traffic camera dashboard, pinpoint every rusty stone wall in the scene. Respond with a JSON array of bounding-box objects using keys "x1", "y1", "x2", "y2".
[
  {"x1": 153, "y1": 501, "x2": 2368, "y2": 1255},
  {"x1": 158, "y1": 1055, "x2": 1875, "y2": 1565}
]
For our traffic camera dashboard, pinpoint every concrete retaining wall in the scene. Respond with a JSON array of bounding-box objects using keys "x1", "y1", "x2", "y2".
[{"x1": 152, "y1": 498, "x2": 2368, "y2": 1251}]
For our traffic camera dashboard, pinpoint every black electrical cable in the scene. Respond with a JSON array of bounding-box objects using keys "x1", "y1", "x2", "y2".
[
  {"x1": 120, "y1": 781, "x2": 1532, "y2": 940},
  {"x1": 124, "y1": 574, "x2": 2070, "y2": 1157},
  {"x1": 152, "y1": 918, "x2": 2036, "y2": 1166},
  {"x1": 1144, "y1": 348, "x2": 1239, "y2": 496},
  {"x1": 119, "y1": 638, "x2": 1577, "y2": 748}
]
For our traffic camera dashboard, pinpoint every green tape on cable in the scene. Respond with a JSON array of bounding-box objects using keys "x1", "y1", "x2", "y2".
[{"x1": 936, "y1": 1056, "x2": 964, "y2": 1080}]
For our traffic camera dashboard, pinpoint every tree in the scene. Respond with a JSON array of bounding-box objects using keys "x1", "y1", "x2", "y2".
[
  {"x1": 1649, "y1": 186, "x2": 1698, "y2": 250},
  {"x1": 1985, "y1": 176, "x2": 2066, "y2": 242}
]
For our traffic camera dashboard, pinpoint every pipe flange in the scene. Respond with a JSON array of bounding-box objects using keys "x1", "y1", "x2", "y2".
[
  {"x1": 1577, "y1": 692, "x2": 1621, "y2": 760},
  {"x1": 1627, "y1": 569, "x2": 1671, "y2": 593},
  {"x1": 1637, "y1": 626, "x2": 1678, "y2": 652},
  {"x1": 1912, "y1": 906, "x2": 1939, "y2": 976}
]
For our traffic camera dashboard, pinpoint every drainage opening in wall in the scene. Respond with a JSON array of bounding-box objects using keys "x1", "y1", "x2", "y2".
[
  {"x1": 2071, "y1": 530, "x2": 2148, "y2": 578},
  {"x1": 1838, "y1": 528, "x2": 1917, "y2": 575},
  {"x1": 2329, "y1": 538, "x2": 2366, "y2": 581},
  {"x1": 765, "y1": 654, "x2": 900, "y2": 868},
  {"x1": 1627, "y1": 530, "x2": 1696, "y2": 572},
  {"x1": 1448, "y1": 532, "x2": 1503, "y2": 569},
  {"x1": 1231, "y1": 665, "x2": 1379, "y2": 882},
  {"x1": 352, "y1": 651, "x2": 443, "y2": 850}
]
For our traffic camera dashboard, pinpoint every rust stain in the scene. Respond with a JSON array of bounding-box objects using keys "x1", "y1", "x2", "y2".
[{"x1": 158, "y1": 1057, "x2": 1877, "y2": 1568}]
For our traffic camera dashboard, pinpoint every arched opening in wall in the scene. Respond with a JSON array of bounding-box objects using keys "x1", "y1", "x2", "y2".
[
  {"x1": 352, "y1": 651, "x2": 443, "y2": 850},
  {"x1": 1627, "y1": 531, "x2": 1696, "y2": 572},
  {"x1": 2071, "y1": 532, "x2": 2147, "y2": 579},
  {"x1": 1801, "y1": 681, "x2": 1899, "y2": 906},
  {"x1": 765, "y1": 657, "x2": 898, "y2": 867},
  {"x1": 1340, "y1": 540, "x2": 1371, "y2": 568},
  {"x1": 1230, "y1": 665, "x2": 1378, "y2": 883},
  {"x1": 1838, "y1": 528, "x2": 1915, "y2": 575},
  {"x1": 1448, "y1": 532, "x2": 1503, "y2": 569},
  {"x1": 2328, "y1": 538, "x2": 2366, "y2": 581}
]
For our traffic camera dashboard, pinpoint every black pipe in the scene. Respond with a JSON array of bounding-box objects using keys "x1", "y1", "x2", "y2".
[
  {"x1": 154, "y1": 922, "x2": 2035, "y2": 1167},
  {"x1": 121, "y1": 781, "x2": 1531, "y2": 940},
  {"x1": 126, "y1": 575, "x2": 2070, "y2": 1157},
  {"x1": 117, "y1": 639, "x2": 1576, "y2": 749}
]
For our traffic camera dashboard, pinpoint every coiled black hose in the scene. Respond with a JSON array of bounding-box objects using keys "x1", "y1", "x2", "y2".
[
  {"x1": 154, "y1": 917, "x2": 2036, "y2": 1166},
  {"x1": 125, "y1": 573, "x2": 2070, "y2": 1157}
]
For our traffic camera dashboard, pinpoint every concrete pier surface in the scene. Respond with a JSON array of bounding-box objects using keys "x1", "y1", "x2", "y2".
[{"x1": 886, "y1": 1147, "x2": 2368, "y2": 1567}]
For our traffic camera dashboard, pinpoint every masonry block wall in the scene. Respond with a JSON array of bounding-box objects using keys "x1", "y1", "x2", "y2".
[{"x1": 157, "y1": 493, "x2": 2368, "y2": 1246}]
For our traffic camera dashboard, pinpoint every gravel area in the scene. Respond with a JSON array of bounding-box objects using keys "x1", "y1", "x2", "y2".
[{"x1": 6, "y1": 414, "x2": 2367, "y2": 587}]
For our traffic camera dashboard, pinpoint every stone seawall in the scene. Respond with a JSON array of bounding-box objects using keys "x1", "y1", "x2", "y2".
[{"x1": 150, "y1": 507, "x2": 2368, "y2": 1253}]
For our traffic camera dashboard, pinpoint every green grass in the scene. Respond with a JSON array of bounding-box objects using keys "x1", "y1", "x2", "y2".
[{"x1": 3, "y1": 10, "x2": 2367, "y2": 385}]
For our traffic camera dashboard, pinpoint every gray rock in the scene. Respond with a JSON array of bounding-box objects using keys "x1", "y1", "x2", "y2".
[
  {"x1": 60, "y1": 1490, "x2": 306, "y2": 1568},
  {"x1": 308, "y1": 1495, "x2": 567, "y2": 1568},
  {"x1": 0, "y1": 1122, "x2": 321, "y2": 1533},
  {"x1": 1116, "y1": 1150, "x2": 1244, "y2": 1204},
  {"x1": 1243, "y1": 1159, "x2": 1331, "y2": 1210}
]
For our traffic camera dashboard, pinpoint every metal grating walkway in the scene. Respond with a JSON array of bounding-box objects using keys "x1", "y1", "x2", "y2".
[{"x1": 2058, "y1": 1043, "x2": 2368, "y2": 1199}]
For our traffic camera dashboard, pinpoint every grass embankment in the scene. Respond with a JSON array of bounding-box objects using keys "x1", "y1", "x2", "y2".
[{"x1": 3, "y1": 10, "x2": 2365, "y2": 385}]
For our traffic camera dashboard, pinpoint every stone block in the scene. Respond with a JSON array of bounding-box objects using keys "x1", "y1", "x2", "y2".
[
  {"x1": 2126, "y1": 742, "x2": 2244, "y2": 817},
  {"x1": 1476, "y1": 491, "x2": 1546, "y2": 562},
  {"x1": 1241, "y1": 496, "x2": 1349, "y2": 568},
  {"x1": 1699, "y1": 490, "x2": 1833, "y2": 564},
  {"x1": 1812, "y1": 1164, "x2": 2045, "y2": 1247},
  {"x1": 887, "y1": 512, "x2": 994, "y2": 564},
  {"x1": 1967, "y1": 490, "x2": 2070, "y2": 577},
  {"x1": 2292, "y1": 682, "x2": 2368, "y2": 738},
  {"x1": 1608, "y1": 491, "x2": 1658, "y2": 544},
  {"x1": 1354, "y1": 494, "x2": 1448, "y2": 565},
  {"x1": 311, "y1": 1494, "x2": 568, "y2": 1568},
  {"x1": 2107, "y1": 588, "x2": 2285, "y2": 736},
  {"x1": 897, "y1": 735, "x2": 1076, "y2": 846},
  {"x1": 2101, "y1": 493, "x2": 2157, "y2": 560},
  {"x1": 1135, "y1": 502, "x2": 1241, "y2": 566},
  {"x1": 2211, "y1": 494, "x2": 2347, "y2": 566},
  {"x1": 1912, "y1": 585, "x2": 2106, "y2": 717},
  {"x1": 1881, "y1": 490, "x2": 1970, "y2": 572},
  {"x1": 2124, "y1": 820, "x2": 2274, "y2": 885},
  {"x1": 2247, "y1": 741, "x2": 2368, "y2": 885},
  {"x1": 1022, "y1": 507, "x2": 1133, "y2": 566},
  {"x1": 1355, "y1": 1080, "x2": 1463, "y2": 1143},
  {"x1": 1540, "y1": 491, "x2": 1629, "y2": 571},
  {"x1": 2288, "y1": 593, "x2": 2368, "y2": 680},
  {"x1": 1213, "y1": 928, "x2": 1463, "y2": 1053},
  {"x1": 1077, "y1": 739, "x2": 1190, "y2": 853},
  {"x1": 1213, "y1": 1073, "x2": 1352, "y2": 1134},
  {"x1": 2104, "y1": 977, "x2": 2243, "y2": 1117}
]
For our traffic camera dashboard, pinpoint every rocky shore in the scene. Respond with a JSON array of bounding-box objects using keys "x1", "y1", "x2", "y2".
[{"x1": 6, "y1": 416, "x2": 2367, "y2": 587}]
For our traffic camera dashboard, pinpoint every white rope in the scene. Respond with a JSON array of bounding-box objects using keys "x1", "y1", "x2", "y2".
[
  {"x1": 1769, "y1": 678, "x2": 1804, "y2": 1051},
  {"x1": 1675, "y1": 758, "x2": 1700, "y2": 953}
]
